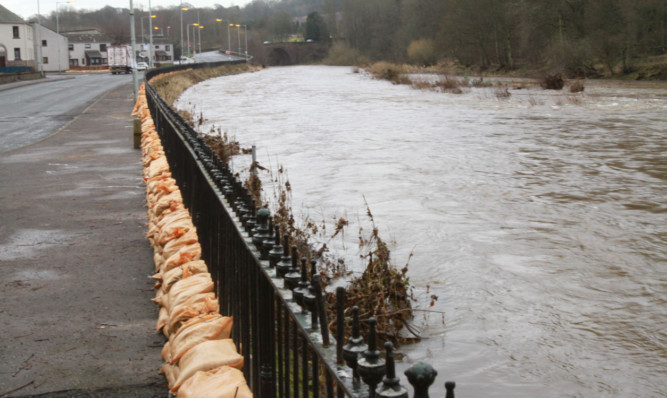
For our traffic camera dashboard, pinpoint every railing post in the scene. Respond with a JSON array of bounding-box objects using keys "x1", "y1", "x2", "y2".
[
  {"x1": 377, "y1": 342, "x2": 408, "y2": 398},
  {"x1": 343, "y1": 306, "x2": 367, "y2": 387},
  {"x1": 404, "y1": 363, "x2": 437, "y2": 398},
  {"x1": 445, "y1": 381, "x2": 456, "y2": 398},
  {"x1": 358, "y1": 318, "x2": 385, "y2": 398}
]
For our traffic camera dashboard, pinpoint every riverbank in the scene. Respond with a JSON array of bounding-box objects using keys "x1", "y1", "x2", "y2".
[{"x1": 359, "y1": 53, "x2": 667, "y2": 85}]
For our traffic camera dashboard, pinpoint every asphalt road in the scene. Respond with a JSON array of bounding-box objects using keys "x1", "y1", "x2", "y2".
[{"x1": 0, "y1": 73, "x2": 136, "y2": 153}]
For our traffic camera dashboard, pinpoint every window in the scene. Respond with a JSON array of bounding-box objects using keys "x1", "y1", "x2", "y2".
[
  {"x1": 155, "y1": 45, "x2": 160, "y2": 49},
  {"x1": 42, "y1": 40, "x2": 47, "y2": 47},
  {"x1": 70, "y1": 58, "x2": 78, "y2": 67},
  {"x1": 43, "y1": 57, "x2": 49, "y2": 64},
  {"x1": 81, "y1": 58, "x2": 85, "y2": 65},
  {"x1": 100, "y1": 44, "x2": 107, "y2": 52},
  {"x1": 68, "y1": 44, "x2": 73, "y2": 51},
  {"x1": 166, "y1": 45, "x2": 170, "y2": 51},
  {"x1": 85, "y1": 44, "x2": 91, "y2": 49},
  {"x1": 14, "y1": 48, "x2": 20, "y2": 60},
  {"x1": 12, "y1": 26, "x2": 19, "y2": 38}
]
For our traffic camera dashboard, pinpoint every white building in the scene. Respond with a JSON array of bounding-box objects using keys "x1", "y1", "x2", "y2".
[
  {"x1": 136, "y1": 35, "x2": 174, "y2": 65},
  {"x1": 0, "y1": 4, "x2": 35, "y2": 69},
  {"x1": 33, "y1": 24, "x2": 68, "y2": 72},
  {"x1": 63, "y1": 29, "x2": 111, "y2": 70}
]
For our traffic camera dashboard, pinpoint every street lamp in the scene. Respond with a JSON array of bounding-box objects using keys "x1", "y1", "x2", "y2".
[
  {"x1": 56, "y1": 0, "x2": 75, "y2": 72},
  {"x1": 235, "y1": 24, "x2": 241, "y2": 55},
  {"x1": 186, "y1": 23, "x2": 198, "y2": 56},
  {"x1": 56, "y1": 0, "x2": 75, "y2": 35},
  {"x1": 243, "y1": 24, "x2": 247, "y2": 60},
  {"x1": 217, "y1": 19, "x2": 231, "y2": 54},
  {"x1": 148, "y1": 0, "x2": 154, "y2": 68},
  {"x1": 198, "y1": 25, "x2": 204, "y2": 54},
  {"x1": 180, "y1": 2, "x2": 189, "y2": 59}
]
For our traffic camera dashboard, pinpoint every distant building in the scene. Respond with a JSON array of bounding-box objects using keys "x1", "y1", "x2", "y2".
[
  {"x1": 62, "y1": 29, "x2": 111, "y2": 70},
  {"x1": 33, "y1": 24, "x2": 68, "y2": 72},
  {"x1": 136, "y1": 35, "x2": 174, "y2": 65},
  {"x1": 0, "y1": 4, "x2": 36, "y2": 69}
]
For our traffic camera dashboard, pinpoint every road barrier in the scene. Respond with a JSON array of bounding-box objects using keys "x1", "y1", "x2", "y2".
[{"x1": 143, "y1": 61, "x2": 456, "y2": 397}]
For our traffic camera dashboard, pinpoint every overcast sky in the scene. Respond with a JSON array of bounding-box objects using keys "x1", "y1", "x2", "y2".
[{"x1": 5, "y1": 0, "x2": 253, "y2": 20}]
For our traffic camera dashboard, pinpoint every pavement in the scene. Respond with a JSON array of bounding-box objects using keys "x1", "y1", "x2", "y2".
[{"x1": 0, "y1": 81, "x2": 168, "y2": 397}]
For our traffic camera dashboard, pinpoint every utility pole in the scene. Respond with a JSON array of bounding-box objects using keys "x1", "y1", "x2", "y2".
[
  {"x1": 148, "y1": 0, "x2": 153, "y2": 68},
  {"x1": 130, "y1": 0, "x2": 138, "y2": 101}
]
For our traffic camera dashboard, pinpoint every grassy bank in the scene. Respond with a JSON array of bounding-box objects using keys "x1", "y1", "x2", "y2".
[{"x1": 149, "y1": 64, "x2": 261, "y2": 106}]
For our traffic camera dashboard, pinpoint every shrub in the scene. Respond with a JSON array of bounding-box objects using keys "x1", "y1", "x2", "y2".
[
  {"x1": 368, "y1": 62, "x2": 408, "y2": 84},
  {"x1": 569, "y1": 80, "x2": 585, "y2": 93},
  {"x1": 494, "y1": 87, "x2": 511, "y2": 99},
  {"x1": 435, "y1": 75, "x2": 465, "y2": 92},
  {"x1": 407, "y1": 39, "x2": 438, "y2": 66},
  {"x1": 324, "y1": 42, "x2": 366, "y2": 66},
  {"x1": 541, "y1": 72, "x2": 564, "y2": 90}
]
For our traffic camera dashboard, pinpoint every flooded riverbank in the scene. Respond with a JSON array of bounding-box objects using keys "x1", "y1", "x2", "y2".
[{"x1": 176, "y1": 66, "x2": 666, "y2": 397}]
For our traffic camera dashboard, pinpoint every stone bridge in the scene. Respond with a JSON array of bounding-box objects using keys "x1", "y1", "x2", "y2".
[{"x1": 255, "y1": 41, "x2": 330, "y2": 66}]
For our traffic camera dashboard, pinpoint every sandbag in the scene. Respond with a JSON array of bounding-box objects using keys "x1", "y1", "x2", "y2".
[
  {"x1": 177, "y1": 366, "x2": 252, "y2": 398},
  {"x1": 170, "y1": 339, "x2": 244, "y2": 392},
  {"x1": 168, "y1": 314, "x2": 233, "y2": 364},
  {"x1": 166, "y1": 293, "x2": 219, "y2": 336},
  {"x1": 154, "y1": 260, "x2": 208, "y2": 293},
  {"x1": 161, "y1": 228, "x2": 199, "y2": 261},
  {"x1": 162, "y1": 244, "x2": 202, "y2": 273},
  {"x1": 164, "y1": 272, "x2": 214, "y2": 312}
]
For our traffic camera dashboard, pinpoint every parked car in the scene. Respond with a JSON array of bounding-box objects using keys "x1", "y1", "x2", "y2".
[{"x1": 136, "y1": 62, "x2": 149, "y2": 71}]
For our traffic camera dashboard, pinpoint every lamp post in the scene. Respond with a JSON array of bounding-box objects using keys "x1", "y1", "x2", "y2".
[
  {"x1": 198, "y1": 25, "x2": 203, "y2": 54},
  {"x1": 236, "y1": 24, "x2": 241, "y2": 55},
  {"x1": 56, "y1": 0, "x2": 75, "y2": 72},
  {"x1": 148, "y1": 0, "x2": 154, "y2": 68},
  {"x1": 56, "y1": 0, "x2": 75, "y2": 35},
  {"x1": 243, "y1": 24, "x2": 247, "y2": 60},
  {"x1": 216, "y1": 19, "x2": 230, "y2": 55},
  {"x1": 186, "y1": 23, "x2": 198, "y2": 56},
  {"x1": 180, "y1": 2, "x2": 189, "y2": 59},
  {"x1": 35, "y1": 0, "x2": 43, "y2": 76}
]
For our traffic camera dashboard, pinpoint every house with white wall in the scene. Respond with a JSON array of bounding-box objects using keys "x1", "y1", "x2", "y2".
[
  {"x1": 62, "y1": 29, "x2": 111, "y2": 70},
  {"x1": 34, "y1": 24, "x2": 68, "y2": 72},
  {"x1": 0, "y1": 4, "x2": 35, "y2": 69}
]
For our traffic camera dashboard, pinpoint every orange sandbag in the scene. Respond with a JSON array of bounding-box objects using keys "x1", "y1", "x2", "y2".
[
  {"x1": 166, "y1": 293, "x2": 219, "y2": 336},
  {"x1": 155, "y1": 260, "x2": 208, "y2": 293},
  {"x1": 177, "y1": 366, "x2": 252, "y2": 398},
  {"x1": 163, "y1": 272, "x2": 214, "y2": 312},
  {"x1": 161, "y1": 228, "x2": 199, "y2": 261},
  {"x1": 170, "y1": 339, "x2": 244, "y2": 392},
  {"x1": 168, "y1": 314, "x2": 233, "y2": 364},
  {"x1": 162, "y1": 244, "x2": 202, "y2": 273}
]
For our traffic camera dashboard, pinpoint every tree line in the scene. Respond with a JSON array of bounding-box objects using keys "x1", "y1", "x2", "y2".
[{"x1": 37, "y1": 0, "x2": 666, "y2": 76}]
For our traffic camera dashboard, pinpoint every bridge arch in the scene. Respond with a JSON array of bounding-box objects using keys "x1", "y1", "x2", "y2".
[{"x1": 267, "y1": 47, "x2": 291, "y2": 66}]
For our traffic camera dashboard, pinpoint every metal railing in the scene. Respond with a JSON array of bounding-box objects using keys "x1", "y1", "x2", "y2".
[{"x1": 144, "y1": 61, "x2": 456, "y2": 398}]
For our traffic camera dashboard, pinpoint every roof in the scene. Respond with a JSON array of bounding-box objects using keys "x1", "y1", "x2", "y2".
[
  {"x1": 62, "y1": 29, "x2": 111, "y2": 44},
  {"x1": 0, "y1": 5, "x2": 26, "y2": 24}
]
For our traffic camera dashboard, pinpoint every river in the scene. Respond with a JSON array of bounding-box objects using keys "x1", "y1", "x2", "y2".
[{"x1": 175, "y1": 66, "x2": 666, "y2": 397}]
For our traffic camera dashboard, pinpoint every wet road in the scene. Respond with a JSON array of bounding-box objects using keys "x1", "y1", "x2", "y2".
[{"x1": 0, "y1": 73, "x2": 134, "y2": 153}]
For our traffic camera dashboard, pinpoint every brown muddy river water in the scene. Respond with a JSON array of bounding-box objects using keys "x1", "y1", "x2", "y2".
[{"x1": 176, "y1": 66, "x2": 666, "y2": 397}]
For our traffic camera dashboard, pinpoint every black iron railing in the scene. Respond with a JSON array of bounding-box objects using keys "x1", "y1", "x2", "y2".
[{"x1": 144, "y1": 61, "x2": 456, "y2": 398}]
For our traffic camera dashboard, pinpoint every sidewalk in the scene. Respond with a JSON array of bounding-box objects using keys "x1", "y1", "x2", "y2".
[{"x1": 0, "y1": 83, "x2": 167, "y2": 397}]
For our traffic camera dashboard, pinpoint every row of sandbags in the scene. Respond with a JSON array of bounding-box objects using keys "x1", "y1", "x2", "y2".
[{"x1": 133, "y1": 83, "x2": 252, "y2": 397}]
